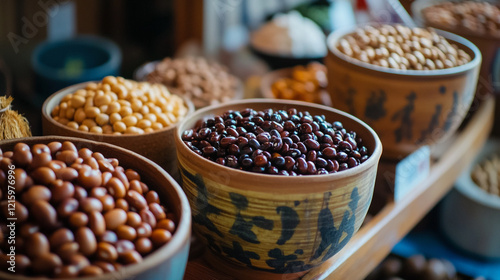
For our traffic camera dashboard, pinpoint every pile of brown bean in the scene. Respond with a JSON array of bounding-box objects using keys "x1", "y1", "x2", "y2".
[
  {"x1": 182, "y1": 108, "x2": 370, "y2": 175},
  {"x1": 146, "y1": 57, "x2": 240, "y2": 109},
  {"x1": 423, "y1": 1, "x2": 500, "y2": 37},
  {"x1": 0, "y1": 142, "x2": 176, "y2": 277},
  {"x1": 51, "y1": 76, "x2": 189, "y2": 135},
  {"x1": 336, "y1": 24, "x2": 472, "y2": 70},
  {"x1": 471, "y1": 154, "x2": 500, "y2": 196}
]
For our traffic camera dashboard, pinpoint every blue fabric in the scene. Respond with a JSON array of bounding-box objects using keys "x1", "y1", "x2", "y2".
[{"x1": 392, "y1": 230, "x2": 500, "y2": 280}]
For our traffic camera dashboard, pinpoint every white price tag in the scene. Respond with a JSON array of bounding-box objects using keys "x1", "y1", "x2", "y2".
[{"x1": 394, "y1": 145, "x2": 430, "y2": 201}]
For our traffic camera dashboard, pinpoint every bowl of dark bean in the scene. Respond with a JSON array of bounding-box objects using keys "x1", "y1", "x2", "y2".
[
  {"x1": 326, "y1": 24, "x2": 481, "y2": 159},
  {"x1": 414, "y1": 0, "x2": 500, "y2": 96},
  {"x1": 0, "y1": 136, "x2": 191, "y2": 279},
  {"x1": 175, "y1": 99, "x2": 382, "y2": 279}
]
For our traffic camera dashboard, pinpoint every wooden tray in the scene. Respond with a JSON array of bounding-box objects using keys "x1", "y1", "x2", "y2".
[{"x1": 183, "y1": 99, "x2": 495, "y2": 280}]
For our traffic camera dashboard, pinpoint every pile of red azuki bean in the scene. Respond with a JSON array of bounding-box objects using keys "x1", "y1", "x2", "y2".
[
  {"x1": 0, "y1": 141, "x2": 176, "y2": 277},
  {"x1": 182, "y1": 108, "x2": 370, "y2": 175}
]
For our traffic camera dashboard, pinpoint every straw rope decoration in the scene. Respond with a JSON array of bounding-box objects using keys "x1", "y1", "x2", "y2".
[{"x1": 0, "y1": 96, "x2": 31, "y2": 140}]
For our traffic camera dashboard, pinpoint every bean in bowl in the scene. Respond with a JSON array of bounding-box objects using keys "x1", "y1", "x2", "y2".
[
  {"x1": 182, "y1": 108, "x2": 370, "y2": 175},
  {"x1": 0, "y1": 141, "x2": 177, "y2": 277},
  {"x1": 50, "y1": 76, "x2": 189, "y2": 135},
  {"x1": 336, "y1": 24, "x2": 472, "y2": 70}
]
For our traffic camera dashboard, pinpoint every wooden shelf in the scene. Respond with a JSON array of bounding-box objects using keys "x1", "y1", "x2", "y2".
[{"x1": 184, "y1": 99, "x2": 495, "y2": 280}]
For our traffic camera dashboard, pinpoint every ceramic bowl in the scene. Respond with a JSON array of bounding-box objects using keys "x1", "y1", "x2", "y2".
[
  {"x1": 325, "y1": 26, "x2": 481, "y2": 160},
  {"x1": 440, "y1": 138, "x2": 500, "y2": 260},
  {"x1": 0, "y1": 136, "x2": 191, "y2": 280},
  {"x1": 41, "y1": 82, "x2": 195, "y2": 180},
  {"x1": 175, "y1": 99, "x2": 382, "y2": 279},
  {"x1": 260, "y1": 66, "x2": 332, "y2": 106},
  {"x1": 412, "y1": 0, "x2": 500, "y2": 97}
]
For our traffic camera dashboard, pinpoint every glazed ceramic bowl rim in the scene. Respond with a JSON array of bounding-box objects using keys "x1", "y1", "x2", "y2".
[
  {"x1": 176, "y1": 98, "x2": 383, "y2": 182},
  {"x1": 42, "y1": 81, "x2": 195, "y2": 139},
  {"x1": 456, "y1": 139, "x2": 500, "y2": 210},
  {"x1": 326, "y1": 24, "x2": 482, "y2": 77},
  {"x1": 0, "y1": 135, "x2": 191, "y2": 280}
]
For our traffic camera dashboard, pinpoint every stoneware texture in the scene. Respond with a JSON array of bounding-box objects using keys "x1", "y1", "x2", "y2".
[
  {"x1": 0, "y1": 136, "x2": 191, "y2": 280},
  {"x1": 260, "y1": 67, "x2": 332, "y2": 106},
  {"x1": 326, "y1": 27, "x2": 481, "y2": 160},
  {"x1": 440, "y1": 138, "x2": 500, "y2": 260},
  {"x1": 175, "y1": 99, "x2": 382, "y2": 279},
  {"x1": 412, "y1": 0, "x2": 500, "y2": 97},
  {"x1": 41, "y1": 82, "x2": 195, "y2": 180}
]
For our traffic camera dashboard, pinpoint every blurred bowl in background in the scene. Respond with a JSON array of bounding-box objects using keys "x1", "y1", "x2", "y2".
[
  {"x1": 32, "y1": 36, "x2": 121, "y2": 99},
  {"x1": 440, "y1": 138, "x2": 500, "y2": 260}
]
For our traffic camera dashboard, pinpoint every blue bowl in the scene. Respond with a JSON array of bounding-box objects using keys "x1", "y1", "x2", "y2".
[{"x1": 32, "y1": 36, "x2": 121, "y2": 98}]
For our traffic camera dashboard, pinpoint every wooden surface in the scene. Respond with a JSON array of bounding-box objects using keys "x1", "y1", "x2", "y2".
[{"x1": 183, "y1": 99, "x2": 495, "y2": 280}]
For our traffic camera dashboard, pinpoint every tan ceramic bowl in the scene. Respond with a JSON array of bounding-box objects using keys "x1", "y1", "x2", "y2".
[
  {"x1": 326, "y1": 27, "x2": 481, "y2": 160},
  {"x1": 0, "y1": 136, "x2": 191, "y2": 280},
  {"x1": 41, "y1": 82, "x2": 195, "y2": 180},
  {"x1": 175, "y1": 99, "x2": 382, "y2": 279},
  {"x1": 260, "y1": 67, "x2": 332, "y2": 106},
  {"x1": 412, "y1": 0, "x2": 500, "y2": 97}
]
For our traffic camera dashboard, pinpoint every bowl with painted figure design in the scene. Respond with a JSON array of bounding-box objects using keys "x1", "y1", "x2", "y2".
[
  {"x1": 325, "y1": 24, "x2": 482, "y2": 159},
  {"x1": 175, "y1": 99, "x2": 382, "y2": 279}
]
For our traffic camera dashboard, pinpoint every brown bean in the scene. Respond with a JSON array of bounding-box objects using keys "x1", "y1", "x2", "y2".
[
  {"x1": 22, "y1": 185, "x2": 51, "y2": 205},
  {"x1": 136, "y1": 222, "x2": 153, "y2": 238},
  {"x1": 56, "y1": 242, "x2": 80, "y2": 262},
  {"x1": 92, "y1": 261, "x2": 116, "y2": 273},
  {"x1": 83, "y1": 157, "x2": 99, "y2": 170},
  {"x1": 56, "y1": 150, "x2": 78, "y2": 165},
  {"x1": 76, "y1": 227, "x2": 97, "y2": 256},
  {"x1": 49, "y1": 228, "x2": 75, "y2": 249},
  {"x1": 31, "y1": 253, "x2": 63, "y2": 274},
  {"x1": 19, "y1": 223, "x2": 39, "y2": 238},
  {"x1": 26, "y1": 232, "x2": 50, "y2": 257},
  {"x1": 126, "y1": 212, "x2": 142, "y2": 228},
  {"x1": 149, "y1": 202, "x2": 166, "y2": 220},
  {"x1": 106, "y1": 177, "x2": 126, "y2": 198},
  {"x1": 90, "y1": 186, "x2": 107, "y2": 198},
  {"x1": 98, "y1": 159, "x2": 115, "y2": 173},
  {"x1": 13, "y1": 168, "x2": 27, "y2": 193},
  {"x1": 115, "y1": 198, "x2": 129, "y2": 211},
  {"x1": 151, "y1": 229, "x2": 172, "y2": 247},
  {"x1": 104, "y1": 208, "x2": 127, "y2": 230},
  {"x1": 74, "y1": 186, "x2": 88, "y2": 201},
  {"x1": 96, "y1": 242, "x2": 118, "y2": 262},
  {"x1": 120, "y1": 250, "x2": 142, "y2": 264},
  {"x1": 113, "y1": 169, "x2": 130, "y2": 189},
  {"x1": 48, "y1": 160, "x2": 66, "y2": 172},
  {"x1": 12, "y1": 143, "x2": 32, "y2": 166},
  {"x1": 145, "y1": 190, "x2": 160, "y2": 204},
  {"x1": 48, "y1": 141, "x2": 63, "y2": 154},
  {"x1": 157, "y1": 219, "x2": 176, "y2": 233},
  {"x1": 135, "y1": 237, "x2": 153, "y2": 255},
  {"x1": 129, "y1": 180, "x2": 143, "y2": 194},
  {"x1": 125, "y1": 169, "x2": 141, "y2": 181},
  {"x1": 78, "y1": 165, "x2": 102, "y2": 189},
  {"x1": 61, "y1": 141, "x2": 77, "y2": 152},
  {"x1": 32, "y1": 144, "x2": 50, "y2": 155},
  {"x1": 0, "y1": 200, "x2": 29, "y2": 223},
  {"x1": 31, "y1": 166, "x2": 56, "y2": 185},
  {"x1": 101, "y1": 171, "x2": 113, "y2": 185},
  {"x1": 115, "y1": 239, "x2": 135, "y2": 257},
  {"x1": 15, "y1": 254, "x2": 31, "y2": 273},
  {"x1": 31, "y1": 153, "x2": 52, "y2": 169},
  {"x1": 80, "y1": 265, "x2": 104, "y2": 276},
  {"x1": 69, "y1": 212, "x2": 89, "y2": 228},
  {"x1": 116, "y1": 225, "x2": 137, "y2": 241},
  {"x1": 57, "y1": 197, "x2": 79, "y2": 217},
  {"x1": 54, "y1": 265, "x2": 79, "y2": 278},
  {"x1": 67, "y1": 254, "x2": 90, "y2": 270},
  {"x1": 126, "y1": 190, "x2": 148, "y2": 210},
  {"x1": 89, "y1": 211, "x2": 106, "y2": 236},
  {"x1": 78, "y1": 148, "x2": 93, "y2": 159},
  {"x1": 56, "y1": 167, "x2": 78, "y2": 181},
  {"x1": 31, "y1": 200, "x2": 57, "y2": 227},
  {"x1": 80, "y1": 197, "x2": 103, "y2": 213},
  {"x1": 140, "y1": 208, "x2": 157, "y2": 228},
  {"x1": 99, "y1": 230, "x2": 118, "y2": 245},
  {"x1": 98, "y1": 194, "x2": 115, "y2": 212}
]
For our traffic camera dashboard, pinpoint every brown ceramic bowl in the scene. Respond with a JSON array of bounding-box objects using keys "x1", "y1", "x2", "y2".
[
  {"x1": 326, "y1": 26, "x2": 481, "y2": 160},
  {"x1": 260, "y1": 66, "x2": 332, "y2": 106},
  {"x1": 175, "y1": 99, "x2": 382, "y2": 279},
  {"x1": 413, "y1": 0, "x2": 500, "y2": 97},
  {"x1": 0, "y1": 136, "x2": 191, "y2": 280},
  {"x1": 41, "y1": 82, "x2": 195, "y2": 180}
]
